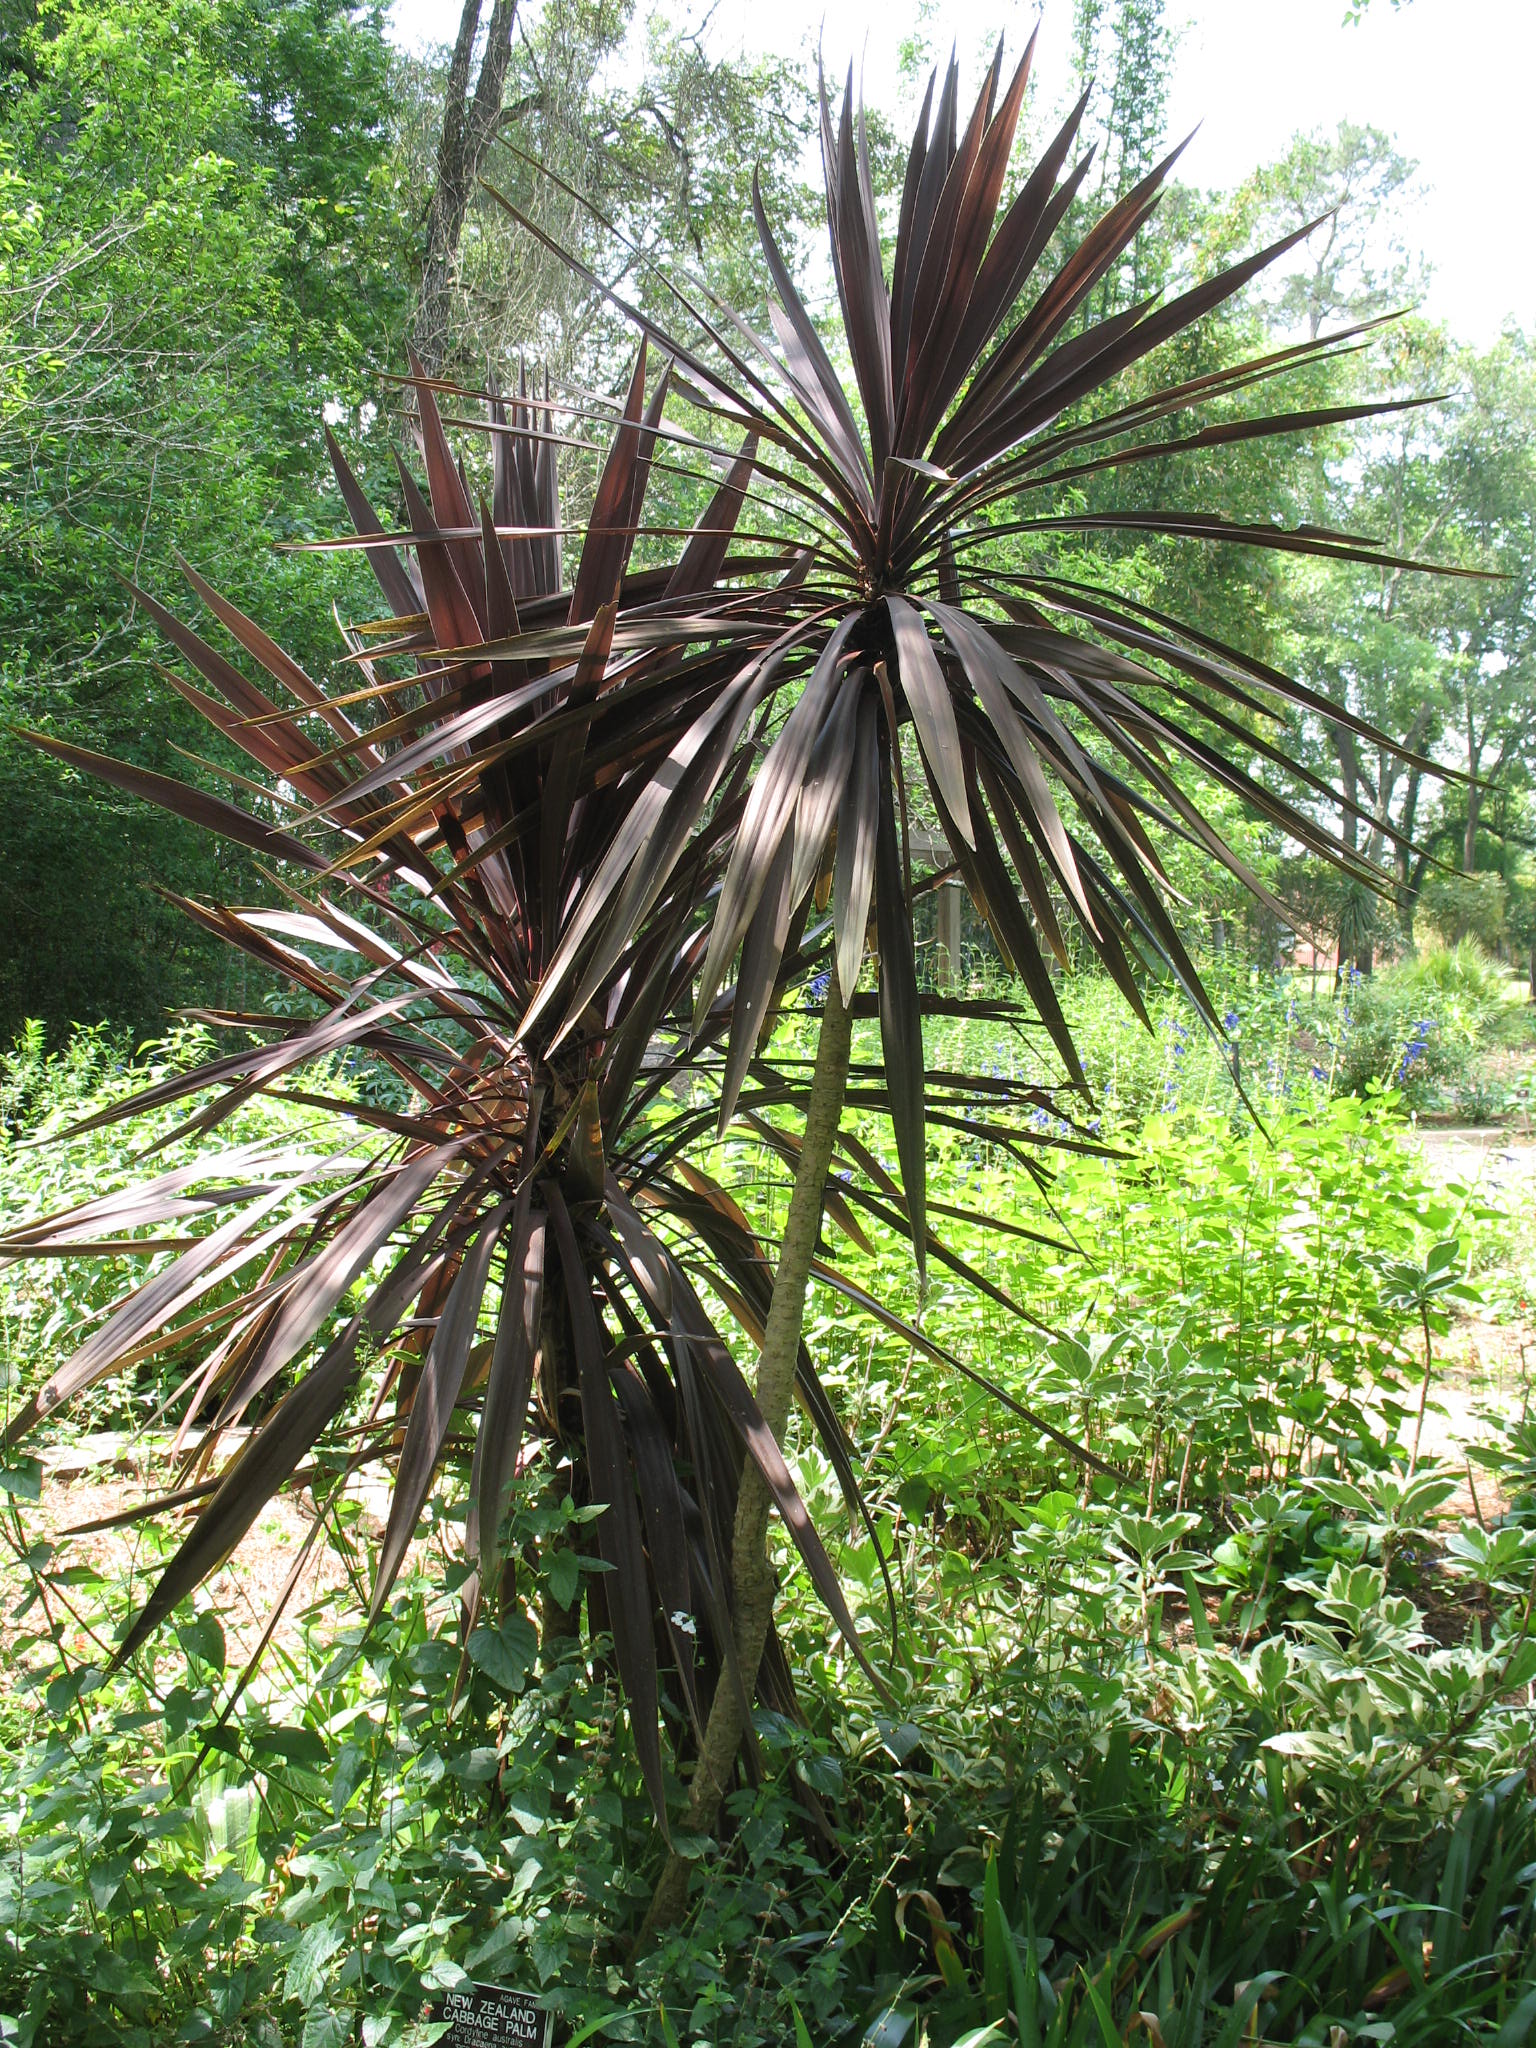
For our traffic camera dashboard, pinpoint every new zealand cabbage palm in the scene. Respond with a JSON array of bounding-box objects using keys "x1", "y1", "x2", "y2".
[
  {"x1": 7, "y1": 37, "x2": 1449, "y2": 1918},
  {"x1": 484, "y1": 42, "x2": 1452, "y2": 1909},
  {"x1": 7, "y1": 342, "x2": 1071, "y2": 1816}
]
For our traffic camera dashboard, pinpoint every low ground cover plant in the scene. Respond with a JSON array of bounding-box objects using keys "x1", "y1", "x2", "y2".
[{"x1": 3, "y1": 1025, "x2": 1534, "y2": 2045}]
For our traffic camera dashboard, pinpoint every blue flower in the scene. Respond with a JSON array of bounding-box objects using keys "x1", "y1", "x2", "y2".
[
  {"x1": 1396, "y1": 1032, "x2": 1429, "y2": 1081},
  {"x1": 807, "y1": 968, "x2": 831, "y2": 1003},
  {"x1": 1310, "y1": 1063, "x2": 1326, "y2": 1082},
  {"x1": 1223, "y1": 1009, "x2": 1240, "y2": 1032}
]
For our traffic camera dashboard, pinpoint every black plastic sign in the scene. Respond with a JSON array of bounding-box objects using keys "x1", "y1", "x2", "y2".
[{"x1": 431, "y1": 1982, "x2": 552, "y2": 2046}]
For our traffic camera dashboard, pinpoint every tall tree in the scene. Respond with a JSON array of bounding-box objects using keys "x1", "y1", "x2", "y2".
[
  {"x1": 0, "y1": 0, "x2": 817, "y2": 1037},
  {"x1": 1204, "y1": 127, "x2": 1464, "y2": 958},
  {"x1": 398, "y1": 0, "x2": 816, "y2": 389},
  {"x1": 1278, "y1": 324, "x2": 1536, "y2": 936},
  {"x1": 413, "y1": 0, "x2": 518, "y2": 372},
  {"x1": 1072, "y1": 0, "x2": 1174, "y2": 305},
  {"x1": 0, "y1": 0, "x2": 406, "y2": 1036},
  {"x1": 1235, "y1": 122, "x2": 1424, "y2": 342},
  {"x1": 1436, "y1": 337, "x2": 1536, "y2": 874}
]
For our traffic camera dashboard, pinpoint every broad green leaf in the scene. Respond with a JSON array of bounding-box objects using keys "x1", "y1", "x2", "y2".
[{"x1": 466, "y1": 1616, "x2": 537, "y2": 1694}]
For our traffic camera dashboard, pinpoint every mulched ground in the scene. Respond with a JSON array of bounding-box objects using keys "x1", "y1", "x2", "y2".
[{"x1": 0, "y1": 1434, "x2": 368, "y2": 1683}]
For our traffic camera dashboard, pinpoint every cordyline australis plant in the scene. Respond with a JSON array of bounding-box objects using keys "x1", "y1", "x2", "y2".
[
  {"x1": 7, "y1": 362, "x2": 959, "y2": 1818},
  {"x1": 4, "y1": 308, "x2": 1075, "y2": 1818},
  {"x1": 494, "y1": 38, "x2": 1453, "y2": 1926},
  {"x1": 6, "y1": 35, "x2": 1448, "y2": 1929}
]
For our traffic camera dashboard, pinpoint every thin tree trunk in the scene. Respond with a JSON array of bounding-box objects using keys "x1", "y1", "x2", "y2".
[
  {"x1": 1334, "y1": 724, "x2": 1361, "y2": 858},
  {"x1": 1397, "y1": 766, "x2": 1423, "y2": 939},
  {"x1": 1461, "y1": 691, "x2": 1491, "y2": 874},
  {"x1": 414, "y1": 0, "x2": 519, "y2": 374},
  {"x1": 1464, "y1": 746, "x2": 1483, "y2": 873},
  {"x1": 640, "y1": 979, "x2": 855, "y2": 1942}
]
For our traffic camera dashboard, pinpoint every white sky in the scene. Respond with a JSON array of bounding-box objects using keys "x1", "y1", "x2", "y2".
[{"x1": 388, "y1": 0, "x2": 1536, "y2": 348}]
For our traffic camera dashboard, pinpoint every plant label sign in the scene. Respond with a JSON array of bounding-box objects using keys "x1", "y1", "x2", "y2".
[{"x1": 431, "y1": 1983, "x2": 552, "y2": 2046}]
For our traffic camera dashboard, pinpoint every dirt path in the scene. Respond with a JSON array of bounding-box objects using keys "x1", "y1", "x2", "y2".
[
  {"x1": 1414, "y1": 1121, "x2": 1536, "y2": 1207},
  {"x1": 0, "y1": 1434, "x2": 362, "y2": 1683},
  {"x1": 1395, "y1": 1123, "x2": 1534, "y2": 1509}
]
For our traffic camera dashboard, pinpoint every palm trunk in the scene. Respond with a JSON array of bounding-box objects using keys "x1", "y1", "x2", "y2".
[{"x1": 640, "y1": 979, "x2": 855, "y2": 1941}]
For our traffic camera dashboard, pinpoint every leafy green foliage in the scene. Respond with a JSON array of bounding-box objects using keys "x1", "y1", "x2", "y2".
[
  {"x1": 795, "y1": 1076, "x2": 1486, "y2": 1542},
  {"x1": 0, "y1": 1022, "x2": 362, "y2": 1434},
  {"x1": 3, "y1": 1037, "x2": 1535, "y2": 2043},
  {"x1": 0, "y1": 0, "x2": 409, "y2": 1037}
]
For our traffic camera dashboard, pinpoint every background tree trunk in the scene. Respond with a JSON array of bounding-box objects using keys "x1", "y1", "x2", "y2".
[
  {"x1": 414, "y1": 0, "x2": 519, "y2": 374},
  {"x1": 1464, "y1": 709, "x2": 1484, "y2": 873}
]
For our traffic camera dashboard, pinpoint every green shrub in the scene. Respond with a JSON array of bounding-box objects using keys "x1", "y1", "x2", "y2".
[
  {"x1": 1392, "y1": 938, "x2": 1507, "y2": 1006},
  {"x1": 1322, "y1": 966, "x2": 1486, "y2": 1108},
  {"x1": 940, "y1": 940, "x2": 1511, "y2": 1122},
  {"x1": 0, "y1": 1023, "x2": 359, "y2": 1440}
]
